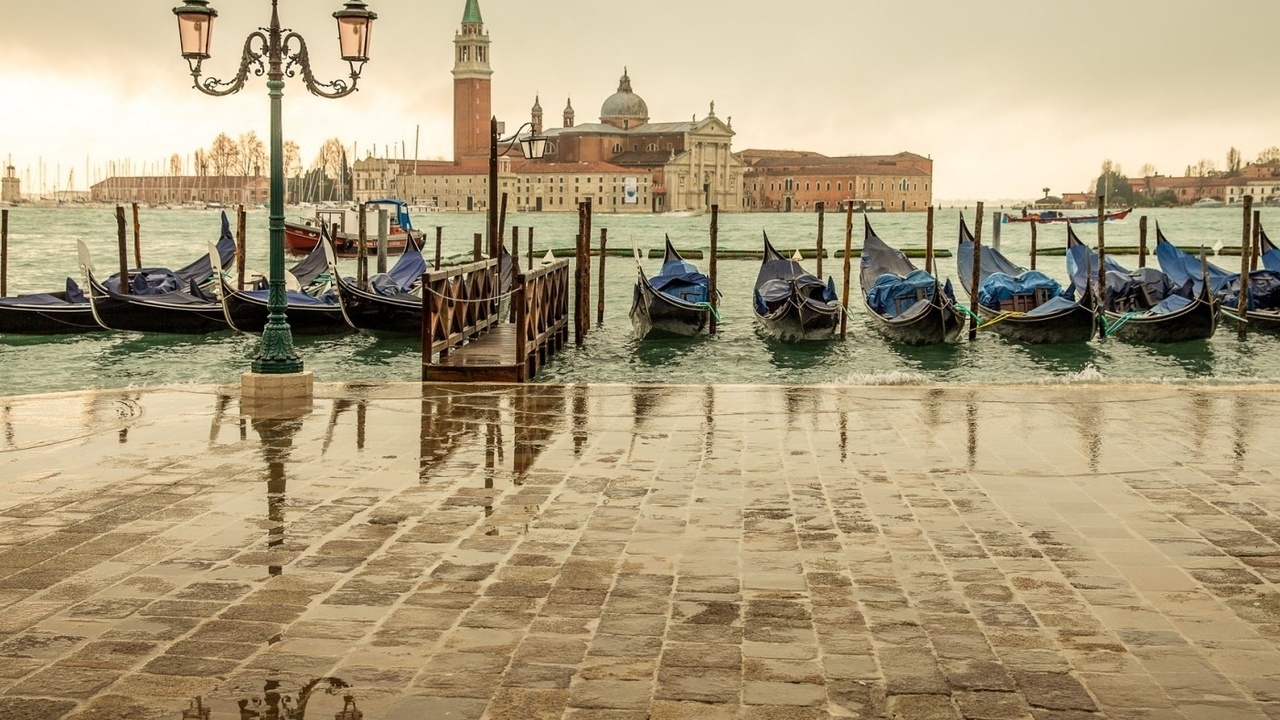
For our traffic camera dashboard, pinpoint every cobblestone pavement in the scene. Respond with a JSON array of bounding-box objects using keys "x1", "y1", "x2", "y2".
[{"x1": 1, "y1": 383, "x2": 1280, "y2": 719}]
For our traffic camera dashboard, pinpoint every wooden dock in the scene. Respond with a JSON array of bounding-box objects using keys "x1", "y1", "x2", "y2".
[{"x1": 422, "y1": 258, "x2": 571, "y2": 383}]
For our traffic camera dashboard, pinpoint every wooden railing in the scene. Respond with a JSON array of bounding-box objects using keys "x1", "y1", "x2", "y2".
[
  {"x1": 419, "y1": 257, "x2": 500, "y2": 362},
  {"x1": 513, "y1": 259, "x2": 571, "y2": 382}
]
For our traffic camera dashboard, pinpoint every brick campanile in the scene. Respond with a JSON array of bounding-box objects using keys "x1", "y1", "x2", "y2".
[{"x1": 453, "y1": 0, "x2": 492, "y2": 163}]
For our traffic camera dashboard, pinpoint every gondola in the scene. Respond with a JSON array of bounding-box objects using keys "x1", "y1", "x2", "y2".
[
  {"x1": 859, "y1": 218, "x2": 962, "y2": 345},
  {"x1": 76, "y1": 214, "x2": 237, "y2": 334},
  {"x1": 1258, "y1": 228, "x2": 1279, "y2": 272},
  {"x1": 956, "y1": 216, "x2": 1095, "y2": 344},
  {"x1": 629, "y1": 235, "x2": 712, "y2": 340},
  {"x1": 325, "y1": 232, "x2": 426, "y2": 336},
  {"x1": 752, "y1": 231, "x2": 841, "y2": 341},
  {"x1": 1065, "y1": 225, "x2": 1218, "y2": 343},
  {"x1": 0, "y1": 277, "x2": 100, "y2": 335},
  {"x1": 1154, "y1": 224, "x2": 1280, "y2": 332},
  {"x1": 211, "y1": 226, "x2": 351, "y2": 336}
]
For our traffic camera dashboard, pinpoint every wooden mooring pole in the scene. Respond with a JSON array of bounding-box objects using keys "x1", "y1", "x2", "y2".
[
  {"x1": 1138, "y1": 215, "x2": 1148, "y2": 269},
  {"x1": 992, "y1": 210, "x2": 1002, "y2": 251},
  {"x1": 434, "y1": 226, "x2": 443, "y2": 270},
  {"x1": 377, "y1": 208, "x2": 389, "y2": 275},
  {"x1": 236, "y1": 205, "x2": 247, "y2": 290},
  {"x1": 925, "y1": 206, "x2": 935, "y2": 275},
  {"x1": 1240, "y1": 195, "x2": 1253, "y2": 339},
  {"x1": 709, "y1": 205, "x2": 719, "y2": 335},
  {"x1": 473, "y1": 232, "x2": 483, "y2": 263},
  {"x1": 357, "y1": 203, "x2": 368, "y2": 285},
  {"x1": 527, "y1": 227, "x2": 535, "y2": 270},
  {"x1": 131, "y1": 201, "x2": 142, "y2": 268},
  {"x1": 597, "y1": 228, "x2": 607, "y2": 326},
  {"x1": 1096, "y1": 196, "x2": 1106, "y2": 337},
  {"x1": 969, "y1": 202, "x2": 984, "y2": 341},
  {"x1": 583, "y1": 199, "x2": 593, "y2": 332},
  {"x1": 115, "y1": 206, "x2": 130, "y2": 295},
  {"x1": 840, "y1": 203, "x2": 853, "y2": 339},
  {"x1": 497, "y1": 192, "x2": 508, "y2": 251},
  {"x1": 511, "y1": 225, "x2": 519, "y2": 271},
  {"x1": 815, "y1": 201, "x2": 825, "y2": 278},
  {"x1": 0, "y1": 209, "x2": 8, "y2": 298},
  {"x1": 1028, "y1": 218, "x2": 1037, "y2": 271}
]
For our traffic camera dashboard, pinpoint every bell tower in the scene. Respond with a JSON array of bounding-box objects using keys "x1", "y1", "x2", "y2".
[{"x1": 452, "y1": 0, "x2": 492, "y2": 162}]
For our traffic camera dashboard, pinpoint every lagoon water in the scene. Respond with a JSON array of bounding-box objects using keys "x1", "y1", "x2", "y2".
[{"x1": 1, "y1": 203, "x2": 1278, "y2": 396}]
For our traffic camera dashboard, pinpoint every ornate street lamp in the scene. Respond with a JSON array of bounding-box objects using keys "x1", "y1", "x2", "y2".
[
  {"x1": 488, "y1": 117, "x2": 547, "y2": 260},
  {"x1": 172, "y1": 0, "x2": 376, "y2": 375}
]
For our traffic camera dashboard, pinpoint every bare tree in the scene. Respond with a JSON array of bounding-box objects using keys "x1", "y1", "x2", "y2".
[
  {"x1": 209, "y1": 133, "x2": 240, "y2": 176},
  {"x1": 169, "y1": 154, "x2": 183, "y2": 177},
  {"x1": 1139, "y1": 163, "x2": 1157, "y2": 178},
  {"x1": 1193, "y1": 158, "x2": 1218, "y2": 177},
  {"x1": 313, "y1": 138, "x2": 346, "y2": 200},
  {"x1": 238, "y1": 132, "x2": 267, "y2": 176},
  {"x1": 1227, "y1": 147, "x2": 1242, "y2": 177},
  {"x1": 1258, "y1": 146, "x2": 1280, "y2": 164},
  {"x1": 283, "y1": 141, "x2": 302, "y2": 179},
  {"x1": 193, "y1": 149, "x2": 209, "y2": 177}
]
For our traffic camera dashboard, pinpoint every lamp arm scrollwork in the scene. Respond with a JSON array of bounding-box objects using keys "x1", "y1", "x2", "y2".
[
  {"x1": 496, "y1": 122, "x2": 536, "y2": 153},
  {"x1": 189, "y1": 31, "x2": 269, "y2": 97},
  {"x1": 283, "y1": 32, "x2": 363, "y2": 99}
]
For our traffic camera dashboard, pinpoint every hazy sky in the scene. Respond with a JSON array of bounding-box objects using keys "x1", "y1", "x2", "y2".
[{"x1": 2, "y1": 0, "x2": 1276, "y2": 201}]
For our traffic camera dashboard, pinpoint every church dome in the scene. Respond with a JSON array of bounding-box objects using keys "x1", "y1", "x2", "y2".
[{"x1": 600, "y1": 68, "x2": 648, "y2": 127}]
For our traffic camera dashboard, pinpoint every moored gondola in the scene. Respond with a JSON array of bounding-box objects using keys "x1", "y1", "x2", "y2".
[
  {"x1": 630, "y1": 236, "x2": 712, "y2": 340},
  {"x1": 324, "y1": 233, "x2": 426, "y2": 336},
  {"x1": 1261, "y1": 228, "x2": 1279, "y2": 271},
  {"x1": 75, "y1": 214, "x2": 237, "y2": 335},
  {"x1": 0, "y1": 278, "x2": 100, "y2": 335},
  {"x1": 211, "y1": 228, "x2": 351, "y2": 336},
  {"x1": 859, "y1": 218, "x2": 961, "y2": 345},
  {"x1": 956, "y1": 216, "x2": 1095, "y2": 344},
  {"x1": 1155, "y1": 224, "x2": 1280, "y2": 332},
  {"x1": 1066, "y1": 226, "x2": 1218, "y2": 343},
  {"x1": 752, "y1": 231, "x2": 840, "y2": 342}
]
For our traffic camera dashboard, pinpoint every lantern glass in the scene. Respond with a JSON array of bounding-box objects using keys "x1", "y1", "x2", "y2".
[
  {"x1": 175, "y1": 7, "x2": 216, "y2": 59},
  {"x1": 336, "y1": 16, "x2": 373, "y2": 61},
  {"x1": 521, "y1": 136, "x2": 548, "y2": 160}
]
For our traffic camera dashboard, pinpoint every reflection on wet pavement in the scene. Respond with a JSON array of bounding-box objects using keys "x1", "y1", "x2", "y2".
[{"x1": 1, "y1": 383, "x2": 1280, "y2": 718}]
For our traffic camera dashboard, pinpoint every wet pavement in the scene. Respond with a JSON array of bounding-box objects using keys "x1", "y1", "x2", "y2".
[{"x1": 1, "y1": 382, "x2": 1280, "y2": 719}]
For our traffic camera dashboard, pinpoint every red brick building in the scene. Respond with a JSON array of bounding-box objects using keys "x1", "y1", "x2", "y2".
[{"x1": 740, "y1": 150, "x2": 933, "y2": 213}]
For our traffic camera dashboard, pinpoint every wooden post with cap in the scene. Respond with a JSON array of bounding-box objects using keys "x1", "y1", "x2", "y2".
[
  {"x1": 710, "y1": 204, "x2": 719, "y2": 335},
  {"x1": 840, "y1": 203, "x2": 853, "y2": 339},
  {"x1": 1240, "y1": 195, "x2": 1253, "y2": 339},
  {"x1": 969, "y1": 201, "x2": 984, "y2": 340}
]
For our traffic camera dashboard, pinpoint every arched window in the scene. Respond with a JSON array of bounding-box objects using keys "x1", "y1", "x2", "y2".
[{"x1": 612, "y1": 143, "x2": 622, "y2": 154}]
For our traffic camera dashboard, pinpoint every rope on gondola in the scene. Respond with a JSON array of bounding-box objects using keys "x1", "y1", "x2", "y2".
[
  {"x1": 976, "y1": 311, "x2": 1025, "y2": 330},
  {"x1": 955, "y1": 303, "x2": 982, "y2": 322},
  {"x1": 695, "y1": 302, "x2": 722, "y2": 323},
  {"x1": 1100, "y1": 311, "x2": 1139, "y2": 336}
]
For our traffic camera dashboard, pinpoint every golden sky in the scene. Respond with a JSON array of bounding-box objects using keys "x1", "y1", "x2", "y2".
[{"x1": 1, "y1": 0, "x2": 1276, "y2": 200}]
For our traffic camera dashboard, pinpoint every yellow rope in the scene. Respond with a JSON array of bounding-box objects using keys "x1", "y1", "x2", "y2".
[{"x1": 976, "y1": 311, "x2": 1025, "y2": 330}]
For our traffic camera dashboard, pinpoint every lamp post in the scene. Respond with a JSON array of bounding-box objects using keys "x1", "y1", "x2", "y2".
[
  {"x1": 488, "y1": 117, "x2": 547, "y2": 259},
  {"x1": 172, "y1": 0, "x2": 376, "y2": 375}
]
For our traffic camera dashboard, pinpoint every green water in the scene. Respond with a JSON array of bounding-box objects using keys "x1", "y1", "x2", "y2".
[{"x1": 1, "y1": 204, "x2": 1277, "y2": 396}]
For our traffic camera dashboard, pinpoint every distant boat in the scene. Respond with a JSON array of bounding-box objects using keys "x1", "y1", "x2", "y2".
[
  {"x1": 629, "y1": 236, "x2": 712, "y2": 340},
  {"x1": 1065, "y1": 225, "x2": 1217, "y2": 343},
  {"x1": 752, "y1": 231, "x2": 841, "y2": 342},
  {"x1": 859, "y1": 218, "x2": 962, "y2": 345},
  {"x1": 1002, "y1": 207, "x2": 1132, "y2": 224},
  {"x1": 1191, "y1": 198, "x2": 1225, "y2": 209},
  {"x1": 285, "y1": 198, "x2": 419, "y2": 258},
  {"x1": 956, "y1": 215, "x2": 1095, "y2": 344}
]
